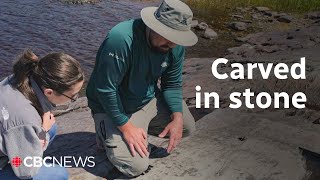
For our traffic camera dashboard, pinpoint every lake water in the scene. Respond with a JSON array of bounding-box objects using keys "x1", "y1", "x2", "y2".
[{"x1": 0, "y1": 0, "x2": 155, "y2": 80}]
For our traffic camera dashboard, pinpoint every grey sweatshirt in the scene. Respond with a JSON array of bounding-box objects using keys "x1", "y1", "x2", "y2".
[{"x1": 0, "y1": 76, "x2": 50, "y2": 179}]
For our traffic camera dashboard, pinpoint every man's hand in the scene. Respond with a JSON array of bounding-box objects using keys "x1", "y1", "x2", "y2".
[
  {"x1": 159, "y1": 112, "x2": 183, "y2": 153},
  {"x1": 118, "y1": 121, "x2": 149, "y2": 158},
  {"x1": 42, "y1": 112, "x2": 55, "y2": 132}
]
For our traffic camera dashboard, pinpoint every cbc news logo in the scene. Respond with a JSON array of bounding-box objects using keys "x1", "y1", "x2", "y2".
[{"x1": 11, "y1": 156, "x2": 95, "y2": 168}]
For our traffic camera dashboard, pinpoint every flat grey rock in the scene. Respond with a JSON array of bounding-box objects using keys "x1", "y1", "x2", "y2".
[
  {"x1": 137, "y1": 108, "x2": 320, "y2": 179},
  {"x1": 227, "y1": 43, "x2": 255, "y2": 56},
  {"x1": 229, "y1": 22, "x2": 248, "y2": 31},
  {"x1": 53, "y1": 97, "x2": 88, "y2": 116},
  {"x1": 47, "y1": 105, "x2": 320, "y2": 180},
  {"x1": 202, "y1": 28, "x2": 218, "y2": 40},
  {"x1": 195, "y1": 22, "x2": 208, "y2": 31},
  {"x1": 191, "y1": 20, "x2": 199, "y2": 28},
  {"x1": 276, "y1": 14, "x2": 293, "y2": 23},
  {"x1": 263, "y1": 11, "x2": 278, "y2": 17},
  {"x1": 235, "y1": 37, "x2": 248, "y2": 42}
]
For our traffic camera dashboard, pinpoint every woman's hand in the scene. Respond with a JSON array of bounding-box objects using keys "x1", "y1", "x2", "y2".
[
  {"x1": 42, "y1": 111, "x2": 55, "y2": 132},
  {"x1": 39, "y1": 139, "x2": 46, "y2": 150}
]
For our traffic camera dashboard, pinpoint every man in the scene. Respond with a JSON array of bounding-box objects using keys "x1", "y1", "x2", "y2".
[{"x1": 86, "y1": 0, "x2": 198, "y2": 177}]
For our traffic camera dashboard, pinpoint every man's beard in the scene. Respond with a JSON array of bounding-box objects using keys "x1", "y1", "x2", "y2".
[
  {"x1": 148, "y1": 31, "x2": 171, "y2": 54},
  {"x1": 150, "y1": 44, "x2": 171, "y2": 54}
]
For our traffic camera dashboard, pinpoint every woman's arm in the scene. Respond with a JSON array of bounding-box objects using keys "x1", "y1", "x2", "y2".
[
  {"x1": 2, "y1": 125, "x2": 48, "y2": 179},
  {"x1": 40, "y1": 111, "x2": 55, "y2": 150}
]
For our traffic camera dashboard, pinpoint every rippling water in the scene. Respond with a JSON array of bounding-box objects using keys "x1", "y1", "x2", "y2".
[{"x1": 0, "y1": 0, "x2": 155, "y2": 79}]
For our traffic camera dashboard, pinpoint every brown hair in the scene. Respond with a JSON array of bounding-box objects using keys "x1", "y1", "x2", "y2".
[{"x1": 12, "y1": 49, "x2": 84, "y2": 115}]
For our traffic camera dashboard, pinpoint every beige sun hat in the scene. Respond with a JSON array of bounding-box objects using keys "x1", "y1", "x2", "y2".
[{"x1": 141, "y1": 0, "x2": 198, "y2": 46}]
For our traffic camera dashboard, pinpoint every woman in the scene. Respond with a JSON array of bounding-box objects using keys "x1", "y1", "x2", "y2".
[{"x1": 0, "y1": 50, "x2": 85, "y2": 179}]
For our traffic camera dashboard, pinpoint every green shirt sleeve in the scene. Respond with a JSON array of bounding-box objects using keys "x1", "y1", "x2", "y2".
[
  {"x1": 95, "y1": 31, "x2": 131, "y2": 126},
  {"x1": 161, "y1": 47, "x2": 185, "y2": 113}
]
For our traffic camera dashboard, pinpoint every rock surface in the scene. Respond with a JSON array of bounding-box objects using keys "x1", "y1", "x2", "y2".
[
  {"x1": 136, "y1": 108, "x2": 320, "y2": 180},
  {"x1": 191, "y1": 20, "x2": 199, "y2": 28},
  {"x1": 195, "y1": 22, "x2": 209, "y2": 31},
  {"x1": 276, "y1": 14, "x2": 293, "y2": 23},
  {"x1": 225, "y1": 24, "x2": 320, "y2": 59},
  {"x1": 202, "y1": 28, "x2": 218, "y2": 40},
  {"x1": 48, "y1": 106, "x2": 320, "y2": 180},
  {"x1": 305, "y1": 11, "x2": 320, "y2": 20},
  {"x1": 229, "y1": 22, "x2": 247, "y2": 31}
]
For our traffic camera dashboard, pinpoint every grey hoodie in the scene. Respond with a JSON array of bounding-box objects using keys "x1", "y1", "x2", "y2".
[{"x1": 0, "y1": 76, "x2": 50, "y2": 179}]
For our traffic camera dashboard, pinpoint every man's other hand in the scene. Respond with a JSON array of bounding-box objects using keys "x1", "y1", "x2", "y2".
[{"x1": 159, "y1": 112, "x2": 183, "y2": 153}]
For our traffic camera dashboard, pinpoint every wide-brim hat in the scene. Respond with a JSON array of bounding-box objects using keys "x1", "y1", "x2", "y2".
[{"x1": 141, "y1": 0, "x2": 198, "y2": 46}]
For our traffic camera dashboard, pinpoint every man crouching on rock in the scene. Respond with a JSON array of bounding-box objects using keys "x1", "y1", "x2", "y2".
[{"x1": 86, "y1": 0, "x2": 198, "y2": 177}]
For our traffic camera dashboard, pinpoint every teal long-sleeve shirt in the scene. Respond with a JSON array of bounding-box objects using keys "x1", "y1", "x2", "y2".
[{"x1": 86, "y1": 19, "x2": 185, "y2": 126}]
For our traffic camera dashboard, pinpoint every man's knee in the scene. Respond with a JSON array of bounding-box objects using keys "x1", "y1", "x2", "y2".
[
  {"x1": 126, "y1": 159, "x2": 149, "y2": 177},
  {"x1": 182, "y1": 113, "x2": 196, "y2": 137},
  {"x1": 181, "y1": 99, "x2": 196, "y2": 137},
  {"x1": 183, "y1": 123, "x2": 196, "y2": 137},
  {"x1": 110, "y1": 156, "x2": 149, "y2": 177}
]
